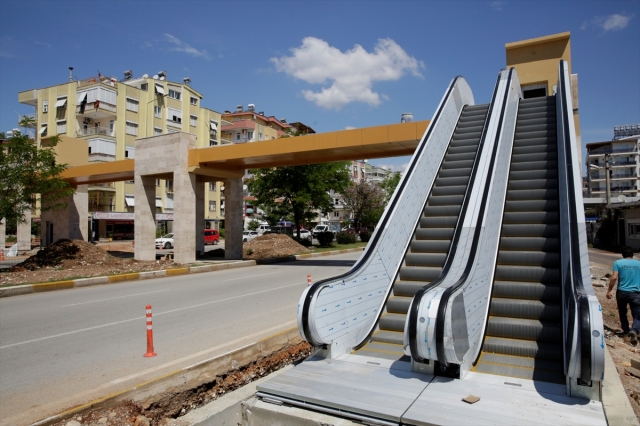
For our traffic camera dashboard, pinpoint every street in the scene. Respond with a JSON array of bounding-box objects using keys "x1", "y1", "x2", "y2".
[
  {"x1": 588, "y1": 247, "x2": 625, "y2": 269},
  {"x1": 0, "y1": 252, "x2": 360, "y2": 426}
]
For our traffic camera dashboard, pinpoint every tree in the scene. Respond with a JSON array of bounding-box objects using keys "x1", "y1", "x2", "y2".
[
  {"x1": 380, "y1": 171, "x2": 402, "y2": 203},
  {"x1": 18, "y1": 115, "x2": 37, "y2": 136},
  {"x1": 0, "y1": 134, "x2": 74, "y2": 224},
  {"x1": 341, "y1": 179, "x2": 386, "y2": 230},
  {"x1": 247, "y1": 163, "x2": 350, "y2": 239}
]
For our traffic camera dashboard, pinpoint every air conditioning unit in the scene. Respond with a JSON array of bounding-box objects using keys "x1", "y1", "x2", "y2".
[{"x1": 83, "y1": 118, "x2": 92, "y2": 124}]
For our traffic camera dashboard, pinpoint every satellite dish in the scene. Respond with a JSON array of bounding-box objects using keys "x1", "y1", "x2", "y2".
[{"x1": 618, "y1": 195, "x2": 627, "y2": 202}]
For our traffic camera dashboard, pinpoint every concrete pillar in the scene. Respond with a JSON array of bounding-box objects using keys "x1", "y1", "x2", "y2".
[
  {"x1": 195, "y1": 180, "x2": 205, "y2": 257},
  {"x1": 0, "y1": 218, "x2": 5, "y2": 253},
  {"x1": 224, "y1": 178, "x2": 244, "y2": 260},
  {"x1": 17, "y1": 209, "x2": 32, "y2": 252},
  {"x1": 173, "y1": 172, "x2": 197, "y2": 264},
  {"x1": 134, "y1": 132, "x2": 197, "y2": 264},
  {"x1": 134, "y1": 176, "x2": 157, "y2": 261},
  {"x1": 38, "y1": 185, "x2": 89, "y2": 245}
]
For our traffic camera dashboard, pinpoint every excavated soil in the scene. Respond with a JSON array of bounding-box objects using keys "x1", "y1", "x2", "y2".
[
  {"x1": 591, "y1": 264, "x2": 640, "y2": 420},
  {"x1": 0, "y1": 240, "x2": 176, "y2": 286},
  {"x1": 49, "y1": 341, "x2": 312, "y2": 426},
  {"x1": 242, "y1": 234, "x2": 311, "y2": 259}
]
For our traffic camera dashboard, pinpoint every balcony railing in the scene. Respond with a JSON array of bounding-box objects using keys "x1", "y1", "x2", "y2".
[
  {"x1": 77, "y1": 102, "x2": 117, "y2": 114},
  {"x1": 76, "y1": 126, "x2": 114, "y2": 137},
  {"x1": 77, "y1": 75, "x2": 118, "y2": 88},
  {"x1": 588, "y1": 146, "x2": 638, "y2": 155}
]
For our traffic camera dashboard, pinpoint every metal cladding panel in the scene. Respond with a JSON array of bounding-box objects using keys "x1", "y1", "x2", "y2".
[{"x1": 304, "y1": 77, "x2": 474, "y2": 349}]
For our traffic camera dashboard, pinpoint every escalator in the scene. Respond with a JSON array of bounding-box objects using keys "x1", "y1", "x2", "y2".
[
  {"x1": 355, "y1": 105, "x2": 490, "y2": 361},
  {"x1": 473, "y1": 96, "x2": 565, "y2": 384}
]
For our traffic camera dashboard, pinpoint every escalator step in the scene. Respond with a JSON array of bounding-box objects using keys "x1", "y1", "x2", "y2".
[
  {"x1": 510, "y1": 160, "x2": 558, "y2": 172},
  {"x1": 511, "y1": 151, "x2": 557, "y2": 163},
  {"x1": 506, "y1": 188, "x2": 558, "y2": 201},
  {"x1": 379, "y1": 313, "x2": 407, "y2": 332},
  {"x1": 386, "y1": 296, "x2": 413, "y2": 314},
  {"x1": 509, "y1": 169, "x2": 557, "y2": 181},
  {"x1": 473, "y1": 354, "x2": 564, "y2": 384},
  {"x1": 493, "y1": 281, "x2": 561, "y2": 301},
  {"x1": 490, "y1": 298, "x2": 561, "y2": 321},
  {"x1": 432, "y1": 185, "x2": 467, "y2": 196},
  {"x1": 370, "y1": 330, "x2": 405, "y2": 345},
  {"x1": 414, "y1": 228, "x2": 455, "y2": 240},
  {"x1": 499, "y1": 237, "x2": 559, "y2": 251},
  {"x1": 411, "y1": 239, "x2": 451, "y2": 253},
  {"x1": 428, "y1": 195, "x2": 465, "y2": 206},
  {"x1": 497, "y1": 251, "x2": 560, "y2": 267},
  {"x1": 482, "y1": 336, "x2": 562, "y2": 360},
  {"x1": 399, "y1": 266, "x2": 442, "y2": 282},
  {"x1": 405, "y1": 252, "x2": 447, "y2": 267},
  {"x1": 420, "y1": 216, "x2": 458, "y2": 228},
  {"x1": 508, "y1": 179, "x2": 558, "y2": 191},
  {"x1": 494, "y1": 265, "x2": 560, "y2": 283},
  {"x1": 486, "y1": 316, "x2": 562, "y2": 343},
  {"x1": 394, "y1": 280, "x2": 430, "y2": 298},
  {"x1": 438, "y1": 168, "x2": 472, "y2": 178},
  {"x1": 424, "y1": 205, "x2": 462, "y2": 216},
  {"x1": 435, "y1": 176, "x2": 470, "y2": 187},
  {"x1": 441, "y1": 159, "x2": 474, "y2": 170},
  {"x1": 504, "y1": 199, "x2": 559, "y2": 212},
  {"x1": 512, "y1": 144, "x2": 557, "y2": 156},
  {"x1": 502, "y1": 212, "x2": 559, "y2": 225}
]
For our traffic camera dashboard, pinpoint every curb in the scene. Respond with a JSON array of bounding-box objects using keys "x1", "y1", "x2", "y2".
[
  {"x1": 0, "y1": 247, "x2": 364, "y2": 298},
  {"x1": 32, "y1": 327, "x2": 303, "y2": 426}
]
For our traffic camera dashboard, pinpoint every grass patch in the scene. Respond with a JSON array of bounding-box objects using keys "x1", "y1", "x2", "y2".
[{"x1": 311, "y1": 242, "x2": 367, "y2": 253}]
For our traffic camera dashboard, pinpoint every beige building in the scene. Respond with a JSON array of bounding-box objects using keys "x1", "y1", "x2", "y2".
[
  {"x1": 221, "y1": 104, "x2": 290, "y2": 143},
  {"x1": 18, "y1": 70, "x2": 228, "y2": 238}
]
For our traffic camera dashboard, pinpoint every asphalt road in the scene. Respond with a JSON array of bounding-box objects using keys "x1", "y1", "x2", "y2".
[
  {"x1": 0, "y1": 252, "x2": 360, "y2": 426},
  {"x1": 588, "y1": 247, "x2": 625, "y2": 269}
]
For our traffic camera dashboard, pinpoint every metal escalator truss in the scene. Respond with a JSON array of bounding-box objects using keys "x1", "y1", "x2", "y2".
[
  {"x1": 556, "y1": 60, "x2": 604, "y2": 397},
  {"x1": 298, "y1": 76, "x2": 476, "y2": 355}
]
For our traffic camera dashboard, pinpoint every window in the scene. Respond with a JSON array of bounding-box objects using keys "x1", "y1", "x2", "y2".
[
  {"x1": 334, "y1": 211, "x2": 339, "y2": 217},
  {"x1": 56, "y1": 120, "x2": 66, "y2": 134},
  {"x1": 258, "y1": 133, "x2": 263, "y2": 141},
  {"x1": 168, "y1": 86, "x2": 181, "y2": 100},
  {"x1": 629, "y1": 223, "x2": 640, "y2": 238},
  {"x1": 236, "y1": 133, "x2": 241, "y2": 141},
  {"x1": 167, "y1": 107, "x2": 182, "y2": 125},
  {"x1": 209, "y1": 201, "x2": 216, "y2": 212},
  {"x1": 154, "y1": 106, "x2": 161, "y2": 118},
  {"x1": 190, "y1": 115, "x2": 197, "y2": 127},
  {"x1": 126, "y1": 97, "x2": 139, "y2": 112},
  {"x1": 39, "y1": 124, "x2": 47, "y2": 137},
  {"x1": 166, "y1": 180, "x2": 173, "y2": 192},
  {"x1": 209, "y1": 182, "x2": 216, "y2": 191},
  {"x1": 109, "y1": 120, "x2": 114, "y2": 136},
  {"x1": 125, "y1": 147, "x2": 135, "y2": 159},
  {"x1": 334, "y1": 198, "x2": 340, "y2": 205},
  {"x1": 209, "y1": 139, "x2": 218, "y2": 146},
  {"x1": 156, "y1": 179, "x2": 160, "y2": 186},
  {"x1": 190, "y1": 97, "x2": 198, "y2": 106},
  {"x1": 154, "y1": 83, "x2": 165, "y2": 95},
  {"x1": 43, "y1": 100, "x2": 48, "y2": 113},
  {"x1": 125, "y1": 121, "x2": 138, "y2": 136},
  {"x1": 247, "y1": 131, "x2": 254, "y2": 140},
  {"x1": 55, "y1": 96, "x2": 67, "y2": 108},
  {"x1": 141, "y1": 83, "x2": 148, "y2": 91},
  {"x1": 154, "y1": 127, "x2": 162, "y2": 136}
]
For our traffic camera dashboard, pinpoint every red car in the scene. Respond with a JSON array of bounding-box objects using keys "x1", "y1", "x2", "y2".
[{"x1": 204, "y1": 229, "x2": 220, "y2": 245}]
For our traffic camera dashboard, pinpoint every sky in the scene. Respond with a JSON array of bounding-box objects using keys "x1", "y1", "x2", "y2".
[{"x1": 0, "y1": 0, "x2": 638, "y2": 174}]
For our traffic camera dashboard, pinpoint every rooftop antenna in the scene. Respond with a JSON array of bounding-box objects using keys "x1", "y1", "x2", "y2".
[{"x1": 68, "y1": 67, "x2": 74, "y2": 83}]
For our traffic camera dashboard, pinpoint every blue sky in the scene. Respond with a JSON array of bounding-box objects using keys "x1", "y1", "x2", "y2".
[{"x1": 1, "y1": 0, "x2": 638, "y2": 174}]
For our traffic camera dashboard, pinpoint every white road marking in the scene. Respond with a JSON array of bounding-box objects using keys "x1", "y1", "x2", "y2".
[
  {"x1": 0, "y1": 281, "x2": 306, "y2": 349},
  {"x1": 222, "y1": 271, "x2": 280, "y2": 281},
  {"x1": 61, "y1": 289, "x2": 172, "y2": 307}
]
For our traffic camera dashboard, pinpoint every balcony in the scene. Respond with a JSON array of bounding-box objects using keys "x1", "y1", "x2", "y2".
[
  {"x1": 588, "y1": 146, "x2": 638, "y2": 155},
  {"x1": 76, "y1": 126, "x2": 114, "y2": 138},
  {"x1": 77, "y1": 102, "x2": 117, "y2": 118}
]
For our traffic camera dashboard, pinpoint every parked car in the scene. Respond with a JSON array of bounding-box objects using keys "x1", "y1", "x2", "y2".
[
  {"x1": 204, "y1": 229, "x2": 220, "y2": 245},
  {"x1": 155, "y1": 233, "x2": 174, "y2": 249},
  {"x1": 298, "y1": 229, "x2": 313, "y2": 241},
  {"x1": 243, "y1": 230, "x2": 259, "y2": 242},
  {"x1": 256, "y1": 224, "x2": 271, "y2": 234},
  {"x1": 312, "y1": 225, "x2": 338, "y2": 237}
]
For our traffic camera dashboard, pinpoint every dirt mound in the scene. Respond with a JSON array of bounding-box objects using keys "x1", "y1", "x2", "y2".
[
  {"x1": 243, "y1": 233, "x2": 311, "y2": 259},
  {"x1": 11, "y1": 239, "x2": 110, "y2": 271}
]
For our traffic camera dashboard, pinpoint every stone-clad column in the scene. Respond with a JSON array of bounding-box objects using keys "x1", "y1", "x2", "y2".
[
  {"x1": 173, "y1": 173, "x2": 197, "y2": 264},
  {"x1": 38, "y1": 185, "x2": 89, "y2": 245},
  {"x1": 17, "y1": 209, "x2": 32, "y2": 252},
  {"x1": 195, "y1": 180, "x2": 205, "y2": 257},
  {"x1": 224, "y1": 178, "x2": 244, "y2": 260},
  {"x1": 134, "y1": 176, "x2": 157, "y2": 261}
]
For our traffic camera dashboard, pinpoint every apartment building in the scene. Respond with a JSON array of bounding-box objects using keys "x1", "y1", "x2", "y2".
[
  {"x1": 221, "y1": 104, "x2": 290, "y2": 143},
  {"x1": 18, "y1": 70, "x2": 227, "y2": 239},
  {"x1": 585, "y1": 125, "x2": 640, "y2": 200}
]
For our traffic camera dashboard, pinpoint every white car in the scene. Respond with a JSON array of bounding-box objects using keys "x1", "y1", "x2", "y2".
[
  {"x1": 243, "y1": 230, "x2": 259, "y2": 242},
  {"x1": 155, "y1": 233, "x2": 174, "y2": 249},
  {"x1": 298, "y1": 229, "x2": 313, "y2": 241}
]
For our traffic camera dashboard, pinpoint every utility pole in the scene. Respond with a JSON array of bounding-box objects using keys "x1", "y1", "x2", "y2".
[{"x1": 605, "y1": 153, "x2": 611, "y2": 210}]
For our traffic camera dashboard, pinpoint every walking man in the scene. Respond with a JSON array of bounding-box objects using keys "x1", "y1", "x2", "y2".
[{"x1": 606, "y1": 247, "x2": 640, "y2": 345}]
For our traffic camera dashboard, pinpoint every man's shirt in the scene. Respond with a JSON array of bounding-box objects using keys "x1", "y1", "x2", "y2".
[{"x1": 613, "y1": 258, "x2": 640, "y2": 292}]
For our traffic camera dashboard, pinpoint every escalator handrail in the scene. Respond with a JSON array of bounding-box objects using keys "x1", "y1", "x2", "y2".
[
  {"x1": 557, "y1": 60, "x2": 592, "y2": 383},
  {"x1": 433, "y1": 68, "x2": 515, "y2": 367},
  {"x1": 408, "y1": 69, "x2": 507, "y2": 363},
  {"x1": 300, "y1": 76, "x2": 463, "y2": 347}
]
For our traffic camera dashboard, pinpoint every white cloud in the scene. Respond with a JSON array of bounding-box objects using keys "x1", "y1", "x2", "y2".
[
  {"x1": 271, "y1": 37, "x2": 424, "y2": 109},
  {"x1": 581, "y1": 13, "x2": 633, "y2": 32},
  {"x1": 490, "y1": 1, "x2": 505, "y2": 11},
  {"x1": 164, "y1": 34, "x2": 210, "y2": 60},
  {"x1": 345, "y1": 126, "x2": 357, "y2": 130}
]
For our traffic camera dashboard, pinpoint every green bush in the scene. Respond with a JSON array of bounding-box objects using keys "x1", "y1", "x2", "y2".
[
  {"x1": 316, "y1": 231, "x2": 335, "y2": 247},
  {"x1": 219, "y1": 228, "x2": 225, "y2": 239},
  {"x1": 294, "y1": 237, "x2": 313, "y2": 247},
  {"x1": 246, "y1": 248, "x2": 254, "y2": 255},
  {"x1": 6, "y1": 235, "x2": 16, "y2": 243},
  {"x1": 336, "y1": 231, "x2": 356, "y2": 244},
  {"x1": 359, "y1": 230, "x2": 372, "y2": 242},
  {"x1": 247, "y1": 220, "x2": 260, "y2": 231}
]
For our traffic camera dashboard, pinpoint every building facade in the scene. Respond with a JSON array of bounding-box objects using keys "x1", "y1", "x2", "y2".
[
  {"x1": 18, "y1": 71, "x2": 228, "y2": 238},
  {"x1": 221, "y1": 104, "x2": 290, "y2": 144}
]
